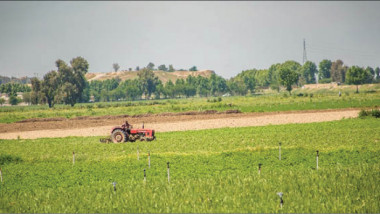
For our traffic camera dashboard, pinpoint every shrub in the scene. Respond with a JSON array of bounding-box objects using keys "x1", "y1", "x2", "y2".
[
  {"x1": 207, "y1": 97, "x2": 222, "y2": 103},
  {"x1": 371, "y1": 109, "x2": 380, "y2": 118},
  {"x1": 9, "y1": 96, "x2": 21, "y2": 105},
  {"x1": 359, "y1": 109, "x2": 380, "y2": 118},
  {"x1": 319, "y1": 78, "x2": 332, "y2": 83},
  {"x1": 359, "y1": 109, "x2": 369, "y2": 118}
]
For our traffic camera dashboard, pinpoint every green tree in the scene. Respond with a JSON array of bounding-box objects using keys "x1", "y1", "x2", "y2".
[
  {"x1": 331, "y1": 60, "x2": 347, "y2": 83},
  {"x1": 196, "y1": 76, "x2": 210, "y2": 97},
  {"x1": 254, "y1": 69, "x2": 270, "y2": 87},
  {"x1": 154, "y1": 81, "x2": 164, "y2": 99},
  {"x1": 102, "y1": 78, "x2": 120, "y2": 91},
  {"x1": 364, "y1": 66, "x2": 375, "y2": 83},
  {"x1": 158, "y1": 64, "x2": 168, "y2": 71},
  {"x1": 60, "y1": 82, "x2": 78, "y2": 105},
  {"x1": 183, "y1": 84, "x2": 196, "y2": 98},
  {"x1": 213, "y1": 74, "x2": 228, "y2": 96},
  {"x1": 319, "y1": 59, "x2": 332, "y2": 79},
  {"x1": 189, "y1": 66, "x2": 198, "y2": 71},
  {"x1": 268, "y1": 63, "x2": 282, "y2": 88},
  {"x1": 9, "y1": 95, "x2": 21, "y2": 105},
  {"x1": 278, "y1": 67, "x2": 298, "y2": 94},
  {"x1": 79, "y1": 81, "x2": 90, "y2": 103},
  {"x1": 233, "y1": 69, "x2": 256, "y2": 94},
  {"x1": 125, "y1": 79, "x2": 142, "y2": 100},
  {"x1": 301, "y1": 61, "x2": 318, "y2": 84},
  {"x1": 113, "y1": 63, "x2": 120, "y2": 72},
  {"x1": 168, "y1": 65, "x2": 175, "y2": 72},
  {"x1": 346, "y1": 66, "x2": 371, "y2": 93},
  {"x1": 280, "y1": 61, "x2": 302, "y2": 85},
  {"x1": 30, "y1": 77, "x2": 42, "y2": 105},
  {"x1": 42, "y1": 71, "x2": 59, "y2": 108},
  {"x1": 55, "y1": 57, "x2": 89, "y2": 106},
  {"x1": 0, "y1": 82, "x2": 31, "y2": 96},
  {"x1": 375, "y1": 67, "x2": 380, "y2": 80},
  {"x1": 136, "y1": 66, "x2": 140, "y2": 71},
  {"x1": 242, "y1": 73, "x2": 256, "y2": 93},
  {"x1": 186, "y1": 75, "x2": 196, "y2": 86},
  {"x1": 99, "y1": 89, "x2": 110, "y2": 102},
  {"x1": 147, "y1": 62, "x2": 155, "y2": 70},
  {"x1": 22, "y1": 92, "x2": 31, "y2": 105},
  {"x1": 227, "y1": 78, "x2": 247, "y2": 96},
  {"x1": 164, "y1": 80, "x2": 176, "y2": 98},
  {"x1": 174, "y1": 79, "x2": 185, "y2": 98},
  {"x1": 0, "y1": 98, "x2": 5, "y2": 106},
  {"x1": 110, "y1": 87, "x2": 125, "y2": 101},
  {"x1": 137, "y1": 68, "x2": 160, "y2": 99}
]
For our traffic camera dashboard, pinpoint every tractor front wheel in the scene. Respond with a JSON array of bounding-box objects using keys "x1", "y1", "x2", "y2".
[{"x1": 111, "y1": 129, "x2": 127, "y2": 143}]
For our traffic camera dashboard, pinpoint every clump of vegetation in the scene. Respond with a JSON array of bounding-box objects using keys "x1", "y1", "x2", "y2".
[
  {"x1": 359, "y1": 109, "x2": 369, "y2": 117},
  {"x1": 0, "y1": 153, "x2": 22, "y2": 165},
  {"x1": 9, "y1": 95, "x2": 22, "y2": 105},
  {"x1": 207, "y1": 97, "x2": 222, "y2": 102},
  {"x1": 372, "y1": 109, "x2": 380, "y2": 118},
  {"x1": 359, "y1": 109, "x2": 380, "y2": 118}
]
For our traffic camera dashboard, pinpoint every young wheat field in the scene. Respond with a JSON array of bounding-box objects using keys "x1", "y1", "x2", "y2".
[{"x1": 0, "y1": 117, "x2": 379, "y2": 213}]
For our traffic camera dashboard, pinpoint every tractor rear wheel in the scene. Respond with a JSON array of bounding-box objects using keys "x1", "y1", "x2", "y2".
[{"x1": 111, "y1": 129, "x2": 127, "y2": 143}]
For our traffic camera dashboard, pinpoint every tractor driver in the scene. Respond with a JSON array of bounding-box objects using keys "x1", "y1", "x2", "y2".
[{"x1": 122, "y1": 121, "x2": 131, "y2": 129}]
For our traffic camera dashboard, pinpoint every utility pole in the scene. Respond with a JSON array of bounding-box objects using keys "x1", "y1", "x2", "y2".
[{"x1": 303, "y1": 39, "x2": 307, "y2": 65}]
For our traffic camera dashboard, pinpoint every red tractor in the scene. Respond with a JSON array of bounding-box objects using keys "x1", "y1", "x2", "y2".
[{"x1": 101, "y1": 121, "x2": 156, "y2": 143}]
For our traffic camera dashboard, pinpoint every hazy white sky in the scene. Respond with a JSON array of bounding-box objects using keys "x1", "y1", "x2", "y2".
[{"x1": 0, "y1": 1, "x2": 379, "y2": 78}]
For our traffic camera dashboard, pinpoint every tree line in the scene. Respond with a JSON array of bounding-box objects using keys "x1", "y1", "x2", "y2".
[
  {"x1": 235, "y1": 59, "x2": 379, "y2": 94},
  {"x1": 0, "y1": 82, "x2": 31, "y2": 106},
  {"x1": 0, "y1": 82, "x2": 31, "y2": 95},
  {"x1": 112, "y1": 62, "x2": 198, "y2": 72},
  {"x1": 1, "y1": 57, "x2": 379, "y2": 107},
  {"x1": 0, "y1": 76, "x2": 32, "y2": 85},
  {"x1": 89, "y1": 70, "x2": 227, "y2": 102},
  {"x1": 89, "y1": 58, "x2": 379, "y2": 103}
]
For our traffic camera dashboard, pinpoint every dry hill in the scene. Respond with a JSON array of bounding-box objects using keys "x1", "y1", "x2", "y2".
[{"x1": 85, "y1": 70, "x2": 215, "y2": 84}]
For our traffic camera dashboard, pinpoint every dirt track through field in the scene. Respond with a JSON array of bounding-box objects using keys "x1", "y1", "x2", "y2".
[{"x1": 0, "y1": 109, "x2": 359, "y2": 140}]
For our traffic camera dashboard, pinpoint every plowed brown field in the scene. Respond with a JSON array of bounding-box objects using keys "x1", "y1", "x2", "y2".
[{"x1": 0, "y1": 109, "x2": 359, "y2": 139}]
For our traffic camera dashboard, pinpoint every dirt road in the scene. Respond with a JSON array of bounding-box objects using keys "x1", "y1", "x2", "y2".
[{"x1": 0, "y1": 109, "x2": 359, "y2": 140}]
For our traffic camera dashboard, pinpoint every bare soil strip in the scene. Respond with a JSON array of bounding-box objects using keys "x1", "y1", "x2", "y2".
[{"x1": 0, "y1": 109, "x2": 359, "y2": 139}]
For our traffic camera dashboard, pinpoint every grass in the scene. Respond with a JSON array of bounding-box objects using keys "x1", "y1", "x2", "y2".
[
  {"x1": 1, "y1": 85, "x2": 380, "y2": 123},
  {"x1": 0, "y1": 118, "x2": 379, "y2": 213}
]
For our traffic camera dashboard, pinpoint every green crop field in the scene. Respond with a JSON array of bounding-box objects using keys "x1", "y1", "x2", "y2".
[
  {"x1": 1, "y1": 85, "x2": 380, "y2": 123},
  {"x1": 0, "y1": 118, "x2": 379, "y2": 213}
]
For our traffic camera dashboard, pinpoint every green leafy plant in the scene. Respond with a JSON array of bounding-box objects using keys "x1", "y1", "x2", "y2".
[{"x1": 0, "y1": 118, "x2": 379, "y2": 213}]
